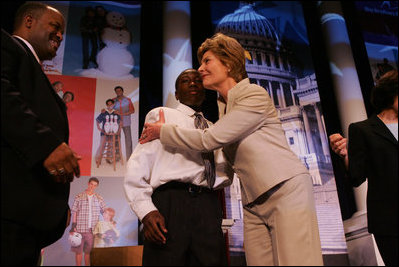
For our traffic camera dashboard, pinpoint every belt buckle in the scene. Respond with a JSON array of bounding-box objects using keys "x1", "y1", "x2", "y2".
[{"x1": 188, "y1": 184, "x2": 202, "y2": 195}]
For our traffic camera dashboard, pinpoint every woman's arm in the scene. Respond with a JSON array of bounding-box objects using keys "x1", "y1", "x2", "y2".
[{"x1": 141, "y1": 87, "x2": 268, "y2": 152}]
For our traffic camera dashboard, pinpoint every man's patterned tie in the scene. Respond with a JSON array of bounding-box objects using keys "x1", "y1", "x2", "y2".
[{"x1": 194, "y1": 112, "x2": 216, "y2": 189}]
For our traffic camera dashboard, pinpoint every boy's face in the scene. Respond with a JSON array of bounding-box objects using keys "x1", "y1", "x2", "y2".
[
  {"x1": 104, "y1": 210, "x2": 114, "y2": 221},
  {"x1": 54, "y1": 83, "x2": 63, "y2": 92},
  {"x1": 87, "y1": 180, "x2": 98, "y2": 192},
  {"x1": 106, "y1": 101, "x2": 114, "y2": 110},
  {"x1": 175, "y1": 70, "x2": 205, "y2": 108}
]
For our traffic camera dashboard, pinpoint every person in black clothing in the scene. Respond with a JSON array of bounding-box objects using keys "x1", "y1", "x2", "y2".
[
  {"x1": 1, "y1": 2, "x2": 81, "y2": 265},
  {"x1": 329, "y1": 70, "x2": 398, "y2": 266},
  {"x1": 80, "y1": 6, "x2": 98, "y2": 69},
  {"x1": 94, "y1": 5, "x2": 107, "y2": 50}
]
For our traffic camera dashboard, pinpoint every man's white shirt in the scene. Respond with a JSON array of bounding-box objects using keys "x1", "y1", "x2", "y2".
[{"x1": 124, "y1": 103, "x2": 234, "y2": 221}]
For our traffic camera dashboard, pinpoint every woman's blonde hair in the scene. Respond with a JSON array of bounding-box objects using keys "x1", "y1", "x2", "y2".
[{"x1": 197, "y1": 33, "x2": 248, "y2": 82}]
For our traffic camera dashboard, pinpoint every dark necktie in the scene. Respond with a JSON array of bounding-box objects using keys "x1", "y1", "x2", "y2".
[{"x1": 194, "y1": 112, "x2": 216, "y2": 189}]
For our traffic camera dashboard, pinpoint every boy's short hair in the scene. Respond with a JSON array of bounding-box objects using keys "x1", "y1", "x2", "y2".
[{"x1": 89, "y1": 177, "x2": 99, "y2": 185}]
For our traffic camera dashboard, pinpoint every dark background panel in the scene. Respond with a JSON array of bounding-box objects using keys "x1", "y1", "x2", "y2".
[
  {"x1": 191, "y1": 1, "x2": 219, "y2": 123},
  {"x1": 302, "y1": 1, "x2": 357, "y2": 220}
]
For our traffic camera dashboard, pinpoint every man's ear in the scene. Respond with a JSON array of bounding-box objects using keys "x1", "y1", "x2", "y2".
[
  {"x1": 24, "y1": 15, "x2": 34, "y2": 29},
  {"x1": 175, "y1": 91, "x2": 179, "y2": 101}
]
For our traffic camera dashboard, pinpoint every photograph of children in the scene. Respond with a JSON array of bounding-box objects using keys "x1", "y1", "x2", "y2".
[
  {"x1": 41, "y1": 176, "x2": 139, "y2": 266},
  {"x1": 91, "y1": 78, "x2": 139, "y2": 177},
  {"x1": 93, "y1": 207, "x2": 120, "y2": 248}
]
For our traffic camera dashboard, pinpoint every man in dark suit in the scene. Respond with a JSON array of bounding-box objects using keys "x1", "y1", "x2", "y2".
[{"x1": 1, "y1": 2, "x2": 81, "y2": 265}]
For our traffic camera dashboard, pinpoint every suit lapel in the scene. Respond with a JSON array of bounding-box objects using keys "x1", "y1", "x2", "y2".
[
  {"x1": 13, "y1": 36, "x2": 67, "y2": 112},
  {"x1": 369, "y1": 115, "x2": 398, "y2": 145}
]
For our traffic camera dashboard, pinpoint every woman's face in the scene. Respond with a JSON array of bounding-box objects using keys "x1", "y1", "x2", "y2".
[{"x1": 198, "y1": 50, "x2": 230, "y2": 91}]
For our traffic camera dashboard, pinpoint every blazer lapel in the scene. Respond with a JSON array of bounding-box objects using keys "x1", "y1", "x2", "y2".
[{"x1": 369, "y1": 115, "x2": 398, "y2": 145}]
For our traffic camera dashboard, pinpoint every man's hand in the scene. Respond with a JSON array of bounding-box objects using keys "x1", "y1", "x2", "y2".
[
  {"x1": 139, "y1": 109, "x2": 165, "y2": 144},
  {"x1": 69, "y1": 222, "x2": 77, "y2": 234},
  {"x1": 329, "y1": 133, "x2": 348, "y2": 158},
  {"x1": 43, "y1": 142, "x2": 81, "y2": 183},
  {"x1": 141, "y1": 210, "x2": 168, "y2": 245}
]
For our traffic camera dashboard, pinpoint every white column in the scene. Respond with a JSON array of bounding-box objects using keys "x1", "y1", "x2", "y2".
[
  {"x1": 270, "y1": 54, "x2": 276, "y2": 68},
  {"x1": 279, "y1": 83, "x2": 286, "y2": 108},
  {"x1": 163, "y1": 1, "x2": 192, "y2": 108},
  {"x1": 318, "y1": 1, "x2": 367, "y2": 216},
  {"x1": 268, "y1": 81, "x2": 275, "y2": 105},
  {"x1": 313, "y1": 103, "x2": 330, "y2": 160},
  {"x1": 302, "y1": 107, "x2": 315, "y2": 154},
  {"x1": 290, "y1": 84, "x2": 296, "y2": 106}
]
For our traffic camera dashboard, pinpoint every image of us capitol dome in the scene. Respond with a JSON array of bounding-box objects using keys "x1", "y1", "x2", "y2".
[{"x1": 216, "y1": 3, "x2": 346, "y2": 254}]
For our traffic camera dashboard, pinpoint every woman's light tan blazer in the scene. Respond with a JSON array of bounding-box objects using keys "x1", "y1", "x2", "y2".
[{"x1": 161, "y1": 78, "x2": 309, "y2": 205}]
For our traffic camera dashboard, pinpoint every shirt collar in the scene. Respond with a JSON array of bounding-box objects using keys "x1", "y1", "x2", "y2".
[
  {"x1": 176, "y1": 102, "x2": 203, "y2": 117},
  {"x1": 13, "y1": 35, "x2": 41, "y2": 64}
]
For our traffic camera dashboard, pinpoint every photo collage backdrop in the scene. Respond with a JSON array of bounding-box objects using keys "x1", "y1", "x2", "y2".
[{"x1": 41, "y1": 1, "x2": 141, "y2": 265}]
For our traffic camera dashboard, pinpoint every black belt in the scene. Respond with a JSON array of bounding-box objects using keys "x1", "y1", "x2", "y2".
[{"x1": 155, "y1": 181, "x2": 213, "y2": 195}]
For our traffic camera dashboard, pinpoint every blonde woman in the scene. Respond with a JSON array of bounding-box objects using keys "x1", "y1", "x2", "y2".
[{"x1": 140, "y1": 33, "x2": 323, "y2": 266}]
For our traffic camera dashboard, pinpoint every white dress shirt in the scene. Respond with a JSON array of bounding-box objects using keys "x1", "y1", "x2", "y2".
[{"x1": 124, "y1": 103, "x2": 234, "y2": 221}]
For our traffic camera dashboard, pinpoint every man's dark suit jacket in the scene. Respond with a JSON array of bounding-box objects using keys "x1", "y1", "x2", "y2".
[
  {"x1": 348, "y1": 114, "x2": 398, "y2": 236},
  {"x1": 1, "y1": 29, "x2": 70, "y2": 247}
]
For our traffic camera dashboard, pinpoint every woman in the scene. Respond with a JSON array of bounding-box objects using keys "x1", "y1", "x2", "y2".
[
  {"x1": 140, "y1": 33, "x2": 323, "y2": 266},
  {"x1": 330, "y1": 70, "x2": 398, "y2": 266}
]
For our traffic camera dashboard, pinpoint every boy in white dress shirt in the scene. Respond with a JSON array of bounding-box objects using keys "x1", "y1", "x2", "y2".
[{"x1": 124, "y1": 69, "x2": 234, "y2": 266}]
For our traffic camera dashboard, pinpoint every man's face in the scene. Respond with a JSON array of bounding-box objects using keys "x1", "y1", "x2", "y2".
[
  {"x1": 175, "y1": 70, "x2": 205, "y2": 108},
  {"x1": 27, "y1": 8, "x2": 65, "y2": 61},
  {"x1": 115, "y1": 88, "x2": 124, "y2": 97},
  {"x1": 87, "y1": 180, "x2": 98, "y2": 192}
]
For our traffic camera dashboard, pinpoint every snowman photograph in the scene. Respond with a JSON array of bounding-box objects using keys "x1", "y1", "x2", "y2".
[{"x1": 80, "y1": 11, "x2": 135, "y2": 80}]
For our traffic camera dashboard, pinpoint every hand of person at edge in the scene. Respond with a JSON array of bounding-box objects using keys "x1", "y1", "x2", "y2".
[
  {"x1": 141, "y1": 210, "x2": 168, "y2": 245},
  {"x1": 139, "y1": 109, "x2": 165, "y2": 144},
  {"x1": 329, "y1": 133, "x2": 348, "y2": 158}
]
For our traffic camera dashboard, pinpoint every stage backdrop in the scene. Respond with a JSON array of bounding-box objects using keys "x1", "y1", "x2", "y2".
[
  {"x1": 41, "y1": 1, "x2": 141, "y2": 266},
  {"x1": 209, "y1": 1, "x2": 348, "y2": 256},
  {"x1": 354, "y1": 1, "x2": 398, "y2": 83}
]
